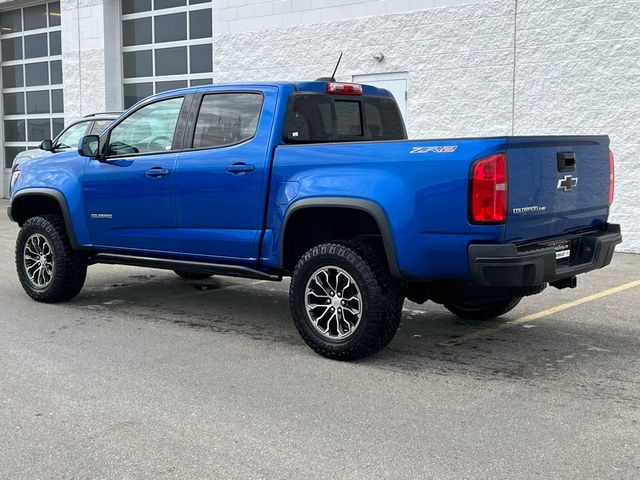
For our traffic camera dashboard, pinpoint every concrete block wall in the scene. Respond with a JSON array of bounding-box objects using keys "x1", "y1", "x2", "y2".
[
  {"x1": 513, "y1": 0, "x2": 640, "y2": 253},
  {"x1": 214, "y1": 0, "x2": 517, "y2": 138},
  {"x1": 214, "y1": 0, "x2": 489, "y2": 34},
  {"x1": 214, "y1": 0, "x2": 640, "y2": 252},
  {"x1": 60, "y1": 0, "x2": 122, "y2": 124}
]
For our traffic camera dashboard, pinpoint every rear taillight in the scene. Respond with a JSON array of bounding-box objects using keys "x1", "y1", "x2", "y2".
[
  {"x1": 326, "y1": 82, "x2": 363, "y2": 96},
  {"x1": 470, "y1": 153, "x2": 507, "y2": 223},
  {"x1": 609, "y1": 149, "x2": 615, "y2": 205}
]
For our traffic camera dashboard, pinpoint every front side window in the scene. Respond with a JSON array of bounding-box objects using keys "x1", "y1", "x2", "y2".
[
  {"x1": 55, "y1": 121, "x2": 90, "y2": 149},
  {"x1": 108, "y1": 97, "x2": 183, "y2": 156},
  {"x1": 192, "y1": 93, "x2": 262, "y2": 149}
]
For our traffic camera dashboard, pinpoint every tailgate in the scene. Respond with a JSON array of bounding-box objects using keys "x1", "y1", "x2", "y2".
[{"x1": 505, "y1": 136, "x2": 610, "y2": 243}]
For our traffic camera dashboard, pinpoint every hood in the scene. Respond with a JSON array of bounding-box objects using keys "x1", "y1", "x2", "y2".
[{"x1": 12, "y1": 148, "x2": 54, "y2": 169}]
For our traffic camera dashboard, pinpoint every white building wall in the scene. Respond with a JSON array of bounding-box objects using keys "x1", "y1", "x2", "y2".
[
  {"x1": 214, "y1": 0, "x2": 489, "y2": 34},
  {"x1": 214, "y1": 0, "x2": 516, "y2": 138},
  {"x1": 60, "y1": 0, "x2": 122, "y2": 124},
  {"x1": 213, "y1": 0, "x2": 640, "y2": 252},
  {"x1": 513, "y1": 0, "x2": 640, "y2": 253}
]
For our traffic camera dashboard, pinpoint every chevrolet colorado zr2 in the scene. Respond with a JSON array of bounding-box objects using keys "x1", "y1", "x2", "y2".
[{"x1": 8, "y1": 81, "x2": 622, "y2": 360}]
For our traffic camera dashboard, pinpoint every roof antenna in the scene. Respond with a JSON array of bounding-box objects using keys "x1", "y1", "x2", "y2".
[{"x1": 316, "y1": 52, "x2": 343, "y2": 82}]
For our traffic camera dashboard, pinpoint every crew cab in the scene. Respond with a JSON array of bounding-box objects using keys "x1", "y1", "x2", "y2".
[{"x1": 7, "y1": 81, "x2": 622, "y2": 360}]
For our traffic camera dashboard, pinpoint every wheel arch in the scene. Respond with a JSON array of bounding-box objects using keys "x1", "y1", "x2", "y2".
[
  {"x1": 9, "y1": 188, "x2": 79, "y2": 249},
  {"x1": 280, "y1": 197, "x2": 402, "y2": 278}
]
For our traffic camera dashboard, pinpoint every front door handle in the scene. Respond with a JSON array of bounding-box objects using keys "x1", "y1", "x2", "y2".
[
  {"x1": 145, "y1": 167, "x2": 170, "y2": 178},
  {"x1": 226, "y1": 162, "x2": 256, "y2": 175}
]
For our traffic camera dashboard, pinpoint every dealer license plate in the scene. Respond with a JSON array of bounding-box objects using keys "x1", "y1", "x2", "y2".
[{"x1": 548, "y1": 240, "x2": 571, "y2": 260}]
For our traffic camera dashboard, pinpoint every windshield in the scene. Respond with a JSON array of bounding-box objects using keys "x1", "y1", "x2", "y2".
[{"x1": 55, "y1": 121, "x2": 91, "y2": 149}]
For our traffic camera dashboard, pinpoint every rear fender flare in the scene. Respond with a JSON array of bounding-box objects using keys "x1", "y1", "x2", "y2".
[{"x1": 280, "y1": 197, "x2": 402, "y2": 278}]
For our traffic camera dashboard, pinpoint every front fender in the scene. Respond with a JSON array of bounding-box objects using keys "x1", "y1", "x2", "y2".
[{"x1": 10, "y1": 153, "x2": 91, "y2": 248}]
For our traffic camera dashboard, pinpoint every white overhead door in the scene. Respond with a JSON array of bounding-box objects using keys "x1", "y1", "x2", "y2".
[
  {"x1": 353, "y1": 72, "x2": 408, "y2": 124},
  {"x1": 121, "y1": 0, "x2": 214, "y2": 109},
  {"x1": 0, "y1": 2, "x2": 64, "y2": 198}
]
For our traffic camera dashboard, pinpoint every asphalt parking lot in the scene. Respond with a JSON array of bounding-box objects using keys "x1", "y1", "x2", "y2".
[{"x1": 0, "y1": 201, "x2": 639, "y2": 479}]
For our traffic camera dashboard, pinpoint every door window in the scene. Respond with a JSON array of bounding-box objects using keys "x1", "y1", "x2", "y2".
[
  {"x1": 107, "y1": 97, "x2": 184, "y2": 156},
  {"x1": 192, "y1": 93, "x2": 262, "y2": 149}
]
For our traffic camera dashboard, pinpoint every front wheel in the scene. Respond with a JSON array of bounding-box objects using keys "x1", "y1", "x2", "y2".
[
  {"x1": 444, "y1": 296, "x2": 522, "y2": 321},
  {"x1": 289, "y1": 241, "x2": 404, "y2": 361},
  {"x1": 16, "y1": 215, "x2": 87, "y2": 303}
]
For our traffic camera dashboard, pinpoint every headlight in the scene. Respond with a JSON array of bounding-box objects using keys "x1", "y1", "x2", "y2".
[{"x1": 10, "y1": 170, "x2": 21, "y2": 192}]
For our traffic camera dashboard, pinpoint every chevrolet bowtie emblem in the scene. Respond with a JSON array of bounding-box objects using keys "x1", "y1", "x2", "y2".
[{"x1": 557, "y1": 175, "x2": 578, "y2": 192}]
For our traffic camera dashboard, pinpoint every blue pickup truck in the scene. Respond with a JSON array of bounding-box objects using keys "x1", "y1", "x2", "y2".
[{"x1": 8, "y1": 81, "x2": 622, "y2": 360}]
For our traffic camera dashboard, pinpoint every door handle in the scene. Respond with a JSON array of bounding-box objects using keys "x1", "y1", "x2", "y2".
[
  {"x1": 145, "y1": 167, "x2": 170, "y2": 178},
  {"x1": 226, "y1": 162, "x2": 256, "y2": 175}
]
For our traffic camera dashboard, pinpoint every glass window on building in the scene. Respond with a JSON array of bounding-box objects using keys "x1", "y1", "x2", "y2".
[
  {"x1": 121, "y1": 0, "x2": 213, "y2": 108},
  {"x1": 0, "y1": 2, "x2": 63, "y2": 169}
]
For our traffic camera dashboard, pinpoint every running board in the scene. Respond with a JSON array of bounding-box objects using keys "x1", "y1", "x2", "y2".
[{"x1": 90, "y1": 253, "x2": 281, "y2": 281}]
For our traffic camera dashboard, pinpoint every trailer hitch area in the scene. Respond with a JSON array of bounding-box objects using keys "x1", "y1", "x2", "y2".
[{"x1": 550, "y1": 276, "x2": 577, "y2": 290}]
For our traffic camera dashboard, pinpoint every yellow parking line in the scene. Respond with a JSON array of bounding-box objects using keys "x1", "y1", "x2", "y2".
[{"x1": 438, "y1": 279, "x2": 640, "y2": 347}]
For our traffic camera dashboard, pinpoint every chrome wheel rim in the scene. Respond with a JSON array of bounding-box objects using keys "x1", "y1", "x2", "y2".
[
  {"x1": 23, "y1": 233, "x2": 54, "y2": 289},
  {"x1": 305, "y1": 266, "x2": 362, "y2": 340}
]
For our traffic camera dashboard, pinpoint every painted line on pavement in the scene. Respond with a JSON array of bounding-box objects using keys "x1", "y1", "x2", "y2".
[{"x1": 438, "y1": 279, "x2": 640, "y2": 347}]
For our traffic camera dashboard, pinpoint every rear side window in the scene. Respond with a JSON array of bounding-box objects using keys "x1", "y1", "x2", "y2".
[
  {"x1": 192, "y1": 93, "x2": 263, "y2": 149},
  {"x1": 284, "y1": 93, "x2": 406, "y2": 144}
]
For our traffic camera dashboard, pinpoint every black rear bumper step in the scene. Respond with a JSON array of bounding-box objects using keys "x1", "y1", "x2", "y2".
[
  {"x1": 469, "y1": 223, "x2": 622, "y2": 287},
  {"x1": 90, "y1": 253, "x2": 281, "y2": 281}
]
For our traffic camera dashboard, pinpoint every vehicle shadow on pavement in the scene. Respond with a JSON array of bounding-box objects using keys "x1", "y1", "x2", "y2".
[{"x1": 68, "y1": 269, "x2": 638, "y2": 387}]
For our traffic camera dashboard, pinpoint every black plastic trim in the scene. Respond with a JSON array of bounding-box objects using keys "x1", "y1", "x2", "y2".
[
  {"x1": 9, "y1": 188, "x2": 80, "y2": 249},
  {"x1": 280, "y1": 197, "x2": 402, "y2": 278},
  {"x1": 90, "y1": 253, "x2": 281, "y2": 281},
  {"x1": 468, "y1": 224, "x2": 622, "y2": 287}
]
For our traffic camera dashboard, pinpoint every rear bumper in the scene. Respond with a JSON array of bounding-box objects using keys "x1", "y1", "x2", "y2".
[{"x1": 469, "y1": 223, "x2": 622, "y2": 287}]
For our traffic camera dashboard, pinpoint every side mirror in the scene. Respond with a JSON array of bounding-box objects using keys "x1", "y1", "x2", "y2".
[
  {"x1": 78, "y1": 135, "x2": 100, "y2": 158},
  {"x1": 39, "y1": 139, "x2": 54, "y2": 152}
]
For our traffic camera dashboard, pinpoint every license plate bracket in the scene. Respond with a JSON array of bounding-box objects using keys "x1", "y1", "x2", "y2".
[{"x1": 546, "y1": 239, "x2": 571, "y2": 264}]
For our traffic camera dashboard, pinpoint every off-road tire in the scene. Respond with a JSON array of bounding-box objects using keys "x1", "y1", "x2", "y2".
[
  {"x1": 174, "y1": 271, "x2": 213, "y2": 281},
  {"x1": 444, "y1": 296, "x2": 522, "y2": 321},
  {"x1": 16, "y1": 215, "x2": 87, "y2": 303},
  {"x1": 290, "y1": 241, "x2": 404, "y2": 361}
]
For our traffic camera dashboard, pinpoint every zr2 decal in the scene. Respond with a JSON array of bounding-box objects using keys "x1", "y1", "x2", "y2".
[{"x1": 410, "y1": 146, "x2": 458, "y2": 154}]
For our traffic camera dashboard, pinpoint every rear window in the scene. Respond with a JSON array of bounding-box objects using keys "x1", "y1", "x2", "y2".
[{"x1": 284, "y1": 93, "x2": 406, "y2": 144}]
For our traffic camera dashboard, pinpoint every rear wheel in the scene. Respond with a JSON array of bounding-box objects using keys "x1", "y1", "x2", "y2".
[
  {"x1": 16, "y1": 215, "x2": 87, "y2": 303},
  {"x1": 174, "y1": 271, "x2": 213, "y2": 281},
  {"x1": 290, "y1": 241, "x2": 404, "y2": 361},
  {"x1": 444, "y1": 297, "x2": 522, "y2": 321}
]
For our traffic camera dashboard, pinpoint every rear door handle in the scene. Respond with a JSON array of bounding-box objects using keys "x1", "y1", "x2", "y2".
[
  {"x1": 145, "y1": 167, "x2": 170, "y2": 178},
  {"x1": 226, "y1": 162, "x2": 256, "y2": 175}
]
